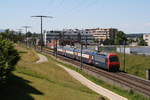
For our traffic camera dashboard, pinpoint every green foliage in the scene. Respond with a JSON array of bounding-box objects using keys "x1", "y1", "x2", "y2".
[
  {"x1": 0, "y1": 29, "x2": 25, "y2": 43},
  {"x1": 138, "y1": 36, "x2": 147, "y2": 46},
  {"x1": 93, "y1": 38, "x2": 99, "y2": 43},
  {"x1": 26, "y1": 32, "x2": 32, "y2": 37},
  {"x1": 128, "y1": 39, "x2": 134, "y2": 44},
  {"x1": 0, "y1": 39, "x2": 20, "y2": 83},
  {"x1": 118, "y1": 53, "x2": 150, "y2": 78},
  {"x1": 103, "y1": 38, "x2": 114, "y2": 45},
  {"x1": 115, "y1": 31, "x2": 127, "y2": 45},
  {"x1": 99, "y1": 30, "x2": 127, "y2": 45}
]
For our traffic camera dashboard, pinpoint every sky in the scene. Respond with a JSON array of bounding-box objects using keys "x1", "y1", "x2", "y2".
[{"x1": 0, "y1": 0, "x2": 150, "y2": 33}]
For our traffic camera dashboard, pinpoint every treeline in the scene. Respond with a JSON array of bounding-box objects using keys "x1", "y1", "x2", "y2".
[
  {"x1": 0, "y1": 29, "x2": 38, "y2": 43},
  {"x1": 0, "y1": 29, "x2": 40, "y2": 49},
  {"x1": 0, "y1": 29, "x2": 25, "y2": 43}
]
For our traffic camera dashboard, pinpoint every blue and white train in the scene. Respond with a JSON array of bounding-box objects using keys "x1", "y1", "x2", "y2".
[{"x1": 57, "y1": 46, "x2": 120, "y2": 71}]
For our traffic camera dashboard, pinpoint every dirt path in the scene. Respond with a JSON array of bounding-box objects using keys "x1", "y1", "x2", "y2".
[
  {"x1": 36, "y1": 54, "x2": 48, "y2": 63},
  {"x1": 57, "y1": 64, "x2": 128, "y2": 100},
  {"x1": 36, "y1": 53, "x2": 127, "y2": 100}
]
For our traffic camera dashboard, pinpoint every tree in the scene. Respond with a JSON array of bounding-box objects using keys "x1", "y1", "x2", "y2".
[
  {"x1": 128, "y1": 38, "x2": 134, "y2": 44},
  {"x1": 138, "y1": 37, "x2": 147, "y2": 46},
  {"x1": 0, "y1": 29, "x2": 25, "y2": 43},
  {"x1": 0, "y1": 39, "x2": 20, "y2": 84},
  {"x1": 26, "y1": 31, "x2": 32, "y2": 37},
  {"x1": 103, "y1": 38, "x2": 114, "y2": 45},
  {"x1": 115, "y1": 31, "x2": 127, "y2": 45},
  {"x1": 93, "y1": 38, "x2": 99, "y2": 43}
]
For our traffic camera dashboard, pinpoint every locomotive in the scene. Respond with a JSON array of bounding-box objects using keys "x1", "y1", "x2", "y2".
[{"x1": 57, "y1": 46, "x2": 120, "y2": 71}]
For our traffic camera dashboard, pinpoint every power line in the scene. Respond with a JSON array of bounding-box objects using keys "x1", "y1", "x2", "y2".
[
  {"x1": 64, "y1": 0, "x2": 99, "y2": 16},
  {"x1": 22, "y1": 26, "x2": 31, "y2": 33},
  {"x1": 65, "y1": 1, "x2": 85, "y2": 14},
  {"x1": 63, "y1": 0, "x2": 90, "y2": 15},
  {"x1": 22, "y1": 26, "x2": 31, "y2": 47},
  {"x1": 17, "y1": 29, "x2": 23, "y2": 33},
  {"x1": 46, "y1": 0, "x2": 59, "y2": 14},
  {"x1": 31, "y1": 15, "x2": 53, "y2": 52}
]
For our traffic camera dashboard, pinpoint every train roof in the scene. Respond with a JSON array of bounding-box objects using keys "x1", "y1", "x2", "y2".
[
  {"x1": 85, "y1": 51, "x2": 98, "y2": 55},
  {"x1": 57, "y1": 46, "x2": 118, "y2": 56},
  {"x1": 95, "y1": 52, "x2": 118, "y2": 57},
  {"x1": 63, "y1": 47, "x2": 75, "y2": 51},
  {"x1": 73, "y1": 48, "x2": 98, "y2": 55}
]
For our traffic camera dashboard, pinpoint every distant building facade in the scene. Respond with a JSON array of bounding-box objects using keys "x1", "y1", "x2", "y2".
[
  {"x1": 126, "y1": 34, "x2": 143, "y2": 46},
  {"x1": 46, "y1": 29, "x2": 94, "y2": 45},
  {"x1": 126, "y1": 33, "x2": 150, "y2": 46},
  {"x1": 45, "y1": 28, "x2": 118, "y2": 46},
  {"x1": 126, "y1": 34, "x2": 143, "y2": 41},
  {"x1": 143, "y1": 34, "x2": 150, "y2": 46},
  {"x1": 85, "y1": 28, "x2": 118, "y2": 41}
]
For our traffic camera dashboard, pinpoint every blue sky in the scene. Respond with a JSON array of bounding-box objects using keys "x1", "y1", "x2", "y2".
[{"x1": 0, "y1": 0, "x2": 150, "y2": 33}]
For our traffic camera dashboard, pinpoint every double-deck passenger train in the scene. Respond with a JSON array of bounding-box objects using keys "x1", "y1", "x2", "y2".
[{"x1": 57, "y1": 46, "x2": 120, "y2": 71}]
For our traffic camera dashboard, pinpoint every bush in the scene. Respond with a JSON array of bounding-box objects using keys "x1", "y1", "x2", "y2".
[{"x1": 0, "y1": 39, "x2": 20, "y2": 84}]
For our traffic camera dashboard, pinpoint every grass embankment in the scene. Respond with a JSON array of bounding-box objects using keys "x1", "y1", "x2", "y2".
[
  {"x1": 47, "y1": 54, "x2": 149, "y2": 100},
  {"x1": 1, "y1": 45, "x2": 103, "y2": 100},
  {"x1": 118, "y1": 53, "x2": 150, "y2": 79}
]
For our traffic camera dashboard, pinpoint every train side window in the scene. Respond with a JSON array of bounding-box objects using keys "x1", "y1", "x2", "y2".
[{"x1": 105, "y1": 59, "x2": 108, "y2": 63}]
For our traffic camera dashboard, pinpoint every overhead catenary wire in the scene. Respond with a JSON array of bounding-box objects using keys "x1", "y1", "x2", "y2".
[
  {"x1": 63, "y1": 0, "x2": 90, "y2": 15},
  {"x1": 63, "y1": 0, "x2": 99, "y2": 15},
  {"x1": 22, "y1": 26, "x2": 31, "y2": 48},
  {"x1": 31, "y1": 15, "x2": 53, "y2": 52}
]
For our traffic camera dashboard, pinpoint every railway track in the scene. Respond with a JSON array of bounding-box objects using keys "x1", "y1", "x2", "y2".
[{"x1": 39, "y1": 47, "x2": 150, "y2": 97}]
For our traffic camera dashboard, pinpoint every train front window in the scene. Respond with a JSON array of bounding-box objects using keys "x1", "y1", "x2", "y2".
[{"x1": 109, "y1": 56, "x2": 119, "y2": 62}]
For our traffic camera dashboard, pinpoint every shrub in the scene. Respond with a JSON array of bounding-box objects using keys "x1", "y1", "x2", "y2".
[{"x1": 0, "y1": 39, "x2": 20, "y2": 84}]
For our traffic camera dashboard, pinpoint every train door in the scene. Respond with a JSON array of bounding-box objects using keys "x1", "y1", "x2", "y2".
[
  {"x1": 89, "y1": 55, "x2": 93, "y2": 64},
  {"x1": 105, "y1": 58, "x2": 109, "y2": 70}
]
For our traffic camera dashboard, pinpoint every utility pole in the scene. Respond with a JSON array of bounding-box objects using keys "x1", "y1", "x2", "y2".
[
  {"x1": 17, "y1": 29, "x2": 23, "y2": 44},
  {"x1": 80, "y1": 43, "x2": 83, "y2": 70},
  {"x1": 17, "y1": 29, "x2": 23, "y2": 33},
  {"x1": 123, "y1": 40, "x2": 126, "y2": 72},
  {"x1": 22, "y1": 26, "x2": 31, "y2": 47},
  {"x1": 31, "y1": 15, "x2": 53, "y2": 52},
  {"x1": 78, "y1": 32, "x2": 83, "y2": 70},
  {"x1": 56, "y1": 39, "x2": 58, "y2": 58},
  {"x1": 85, "y1": 35, "x2": 88, "y2": 49}
]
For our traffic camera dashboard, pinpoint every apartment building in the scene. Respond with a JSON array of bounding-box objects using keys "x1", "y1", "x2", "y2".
[
  {"x1": 143, "y1": 34, "x2": 150, "y2": 46},
  {"x1": 85, "y1": 28, "x2": 118, "y2": 41},
  {"x1": 45, "y1": 28, "x2": 118, "y2": 46},
  {"x1": 45, "y1": 29, "x2": 94, "y2": 44}
]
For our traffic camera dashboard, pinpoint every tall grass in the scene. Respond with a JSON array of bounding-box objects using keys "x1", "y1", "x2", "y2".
[{"x1": 118, "y1": 53, "x2": 150, "y2": 78}]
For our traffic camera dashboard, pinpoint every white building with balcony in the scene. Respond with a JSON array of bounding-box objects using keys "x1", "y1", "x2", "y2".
[
  {"x1": 85, "y1": 28, "x2": 118, "y2": 41},
  {"x1": 143, "y1": 34, "x2": 150, "y2": 46}
]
